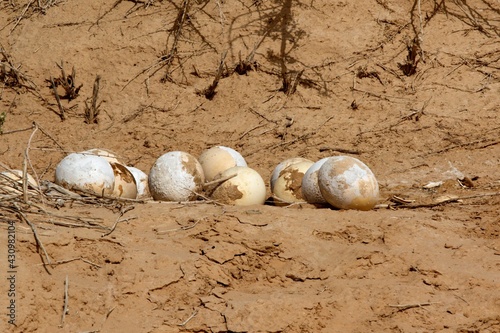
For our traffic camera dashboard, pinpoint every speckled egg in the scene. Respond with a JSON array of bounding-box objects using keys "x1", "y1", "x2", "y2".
[
  {"x1": 272, "y1": 160, "x2": 314, "y2": 204},
  {"x1": 210, "y1": 166, "x2": 266, "y2": 206},
  {"x1": 270, "y1": 157, "x2": 313, "y2": 193},
  {"x1": 318, "y1": 156, "x2": 379, "y2": 210},
  {"x1": 148, "y1": 151, "x2": 205, "y2": 202},
  {"x1": 301, "y1": 158, "x2": 330, "y2": 205}
]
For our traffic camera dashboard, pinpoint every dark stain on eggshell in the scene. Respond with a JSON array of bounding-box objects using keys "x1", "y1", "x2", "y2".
[
  {"x1": 181, "y1": 154, "x2": 204, "y2": 199},
  {"x1": 283, "y1": 168, "x2": 305, "y2": 199},
  {"x1": 213, "y1": 182, "x2": 243, "y2": 204},
  {"x1": 110, "y1": 163, "x2": 135, "y2": 183}
]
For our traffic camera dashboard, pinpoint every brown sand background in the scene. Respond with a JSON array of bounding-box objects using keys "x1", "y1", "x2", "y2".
[{"x1": 0, "y1": 0, "x2": 499, "y2": 332}]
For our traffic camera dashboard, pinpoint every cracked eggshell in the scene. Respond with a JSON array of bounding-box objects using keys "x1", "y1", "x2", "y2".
[
  {"x1": 272, "y1": 160, "x2": 314, "y2": 204},
  {"x1": 270, "y1": 157, "x2": 313, "y2": 193},
  {"x1": 210, "y1": 166, "x2": 266, "y2": 206},
  {"x1": 110, "y1": 162, "x2": 137, "y2": 199},
  {"x1": 80, "y1": 148, "x2": 121, "y2": 164},
  {"x1": 148, "y1": 151, "x2": 205, "y2": 202},
  {"x1": 126, "y1": 166, "x2": 150, "y2": 199},
  {"x1": 318, "y1": 156, "x2": 379, "y2": 210},
  {"x1": 1, "y1": 169, "x2": 38, "y2": 187},
  {"x1": 55, "y1": 153, "x2": 115, "y2": 197},
  {"x1": 0, "y1": 170, "x2": 39, "y2": 195},
  {"x1": 301, "y1": 158, "x2": 330, "y2": 204},
  {"x1": 199, "y1": 146, "x2": 247, "y2": 181}
]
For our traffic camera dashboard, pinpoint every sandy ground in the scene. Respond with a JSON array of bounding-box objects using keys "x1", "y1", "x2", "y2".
[{"x1": 0, "y1": 0, "x2": 499, "y2": 332}]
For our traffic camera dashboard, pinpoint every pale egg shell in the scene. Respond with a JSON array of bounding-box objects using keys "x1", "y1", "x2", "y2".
[
  {"x1": 210, "y1": 166, "x2": 266, "y2": 206},
  {"x1": 199, "y1": 146, "x2": 247, "y2": 181},
  {"x1": 126, "y1": 166, "x2": 150, "y2": 199},
  {"x1": 318, "y1": 156, "x2": 379, "y2": 210},
  {"x1": 270, "y1": 157, "x2": 313, "y2": 192},
  {"x1": 148, "y1": 151, "x2": 205, "y2": 202},
  {"x1": 0, "y1": 169, "x2": 38, "y2": 187},
  {"x1": 301, "y1": 158, "x2": 330, "y2": 204},
  {"x1": 272, "y1": 160, "x2": 314, "y2": 204},
  {"x1": 0, "y1": 170, "x2": 39, "y2": 195},
  {"x1": 80, "y1": 148, "x2": 121, "y2": 164},
  {"x1": 55, "y1": 153, "x2": 115, "y2": 197},
  {"x1": 110, "y1": 162, "x2": 137, "y2": 199}
]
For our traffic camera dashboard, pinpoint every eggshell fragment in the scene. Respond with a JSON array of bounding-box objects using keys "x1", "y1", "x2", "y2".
[
  {"x1": 318, "y1": 156, "x2": 379, "y2": 210},
  {"x1": 301, "y1": 158, "x2": 329, "y2": 204},
  {"x1": 272, "y1": 160, "x2": 314, "y2": 204},
  {"x1": 270, "y1": 157, "x2": 313, "y2": 193},
  {"x1": 55, "y1": 153, "x2": 115, "y2": 197},
  {"x1": 148, "y1": 151, "x2": 205, "y2": 202},
  {"x1": 80, "y1": 148, "x2": 121, "y2": 164},
  {"x1": 0, "y1": 170, "x2": 39, "y2": 195},
  {"x1": 126, "y1": 166, "x2": 150, "y2": 199},
  {"x1": 210, "y1": 166, "x2": 266, "y2": 206},
  {"x1": 199, "y1": 146, "x2": 247, "y2": 181},
  {"x1": 110, "y1": 162, "x2": 137, "y2": 199}
]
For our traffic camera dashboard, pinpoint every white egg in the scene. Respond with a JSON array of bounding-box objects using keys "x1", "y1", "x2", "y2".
[
  {"x1": 110, "y1": 162, "x2": 137, "y2": 199},
  {"x1": 210, "y1": 166, "x2": 266, "y2": 206},
  {"x1": 270, "y1": 157, "x2": 313, "y2": 193},
  {"x1": 199, "y1": 146, "x2": 247, "y2": 181},
  {"x1": 126, "y1": 166, "x2": 150, "y2": 199},
  {"x1": 148, "y1": 151, "x2": 205, "y2": 202},
  {"x1": 80, "y1": 148, "x2": 121, "y2": 164},
  {"x1": 55, "y1": 153, "x2": 115, "y2": 197},
  {"x1": 272, "y1": 160, "x2": 314, "y2": 204},
  {"x1": 301, "y1": 158, "x2": 330, "y2": 204},
  {"x1": 318, "y1": 156, "x2": 379, "y2": 210}
]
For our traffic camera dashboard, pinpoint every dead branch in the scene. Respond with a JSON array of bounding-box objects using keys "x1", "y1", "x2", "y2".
[
  {"x1": 14, "y1": 203, "x2": 51, "y2": 265},
  {"x1": 84, "y1": 75, "x2": 102, "y2": 124},
  {"x1": 59, "y1": 275, "x2": 69, "y2": 327},
  {"x1": 388, "y1": 302, "x2": 439, "y2": 311},
  {"x1": 101, "y1": 205, "x2": 135, "y2": 237},
  {"x1": 199, "y1": 51, "x2": 227, "y2": 100}
]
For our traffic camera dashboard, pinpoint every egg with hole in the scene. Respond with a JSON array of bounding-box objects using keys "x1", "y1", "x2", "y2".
[
  {"x1": 80, "y1": 148, "x2": 121, "y2": 164},
  {"x1": 198, "y1": 146, "x2": 247, "y2": 181},
  {"x1": 148, "y1": 151, "x2": 205, "y2": 202},
  {"x1": 272, "y1": 160, "x2": 314, "y2": 205},
  {"x1": 55, "y1": 153, "x2": 115, "y2": 197},
  {"x1": 110, "y1": 162, "x2": 137, "y2": 199},
  {"x1": 318, "y1": 156, "x2": 379, "y2": 210},
  {"x1": 301, "y1": 157, "x2": 330, "y2": 205},
  {"x1": 210, "y1": 166, "x2": 266, "y2": 206},
  {"x1": 270, "y1": 157, "x2": 313, "y2": 193},
  {"x1": 126, "y1": 166, "x2": 150, "y2": 199}
]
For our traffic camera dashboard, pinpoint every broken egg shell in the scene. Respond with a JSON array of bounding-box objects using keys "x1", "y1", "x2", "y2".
[
  {"x1": 55, "y1": 153, "x2": 115, "y2": 197},
  {"x1": 80, "y1": 148, "x2": 121, "y2": 164},
  {"x1": 126, "y1": 166, "x2": 150, "y2": 199},
  {"x1": 318, "y1": 156, "x2": 379, "y2": 211},
  {"x1": 210, "y1": 166, "x2": 266, "y2": 206},
  {"x1": 148, "y1": 151, "x2": 205, "y2": 202},
  {"x1": 110, "y1": 162, "x2": 138, "y2": 199},
  {"x1": 270, "y1": 157, "x2": 313, "y2": 193},
  {"x1": 199, "y1": 146, "x2": 247, "y2": 182},
  {"x1": 0, "y1": 169, "x2": 39, "y2": 195},
  {"x1": 272, "y1": 160, "x2": 314, "y2": 205},
  {"x1": 301, "y1": 157, "x2": 330, "y2": 205},
  {"x1": 0, "y1": 169, "x2": 39, "y2": 188}
]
